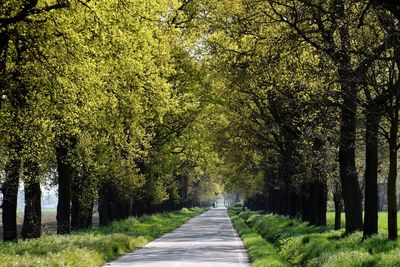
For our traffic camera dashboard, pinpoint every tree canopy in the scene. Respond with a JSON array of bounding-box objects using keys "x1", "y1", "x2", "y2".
[{"x1": 1, "y1": 0, "x2": 400, "y2": 242}]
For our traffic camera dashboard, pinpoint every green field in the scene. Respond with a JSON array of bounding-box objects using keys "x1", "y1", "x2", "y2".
[
  {"x1": 230, "y1": 208, "x2": 400, "y2": 267},
  {"x1": 326, "y1": 212, "x2": 400, "y2": 231},
  {"x1": 0, "y1": 208, "x2": 205, "y2": 267}
]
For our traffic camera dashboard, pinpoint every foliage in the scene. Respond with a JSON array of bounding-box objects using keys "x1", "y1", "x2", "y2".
[
  {"x1": 0, "y1": 0, "x2": 220, "y2": 240},
  {"x1": 1, "y1": 0, "x2": 400, "y2": 253},
  {"x1": 0, "y1": 208, "x2": 205, "y2": 267}
]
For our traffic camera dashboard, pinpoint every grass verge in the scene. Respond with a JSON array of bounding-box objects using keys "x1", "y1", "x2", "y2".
[
  {"x1": 233, "y1": 209, "x2": 400, "y2": 267},
  {"x1": 0, "y1": 208, "x2": 205, "y2": 267},
  {"x1": 228, "y1": 208, "x2": 289, "y2": 267}
]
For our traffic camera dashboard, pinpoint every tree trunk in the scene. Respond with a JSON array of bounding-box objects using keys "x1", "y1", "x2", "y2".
[
  {"x1": 269, "y1": 171, "x2": 279, "y2": 214},
  {"x1": 363, "y1": 109, "x2": 380, "y2": 237},
  {"x1": 2, "y1": 158, "x2": 21, "y2": 241},
  {"x1": 387, "y1": 138, "x2": 397, "y2": 239},
  {"x1": 71, "y1": 164, "x2": 94, "y2": 230},
  {"x1": 333, "y1": 184, "x2": 343, "y2": 230},
  {"x1": 71, "y1": 194, "x2": 81, "y2": 231},
  {"x1": 309, "y1": 138, "x2": 328, "y2": 226},
  {"x1": 80, "y1": 201, "x2": 93, "y2": 229},
  {"x1": 334, "y1": 0, "x2": 363, "y2": 233},
  {"x1": 288, "y1": 190, "x2": 298, "y2": 218},
  {"x1": 116, "y1": 199, "x2": 131, "y2": 220},
  {"x1": 277, "y1": 185, "x2": 289, "y2": 215},
  {"x1": 279, "y1": 132, "x2": 297, "y2": 217},
  {"x1": 387, "y1": 97, "x2": 399, "y2": 239},
  {"x1": 264, "y1": 169, "x2": 272, "y2": 213},
  {"x1": 71, "y1": 196, "x2": 93, "y2": 230},
  {"x1": 98, "y1": 183, "x2": 111, "y2": 226},
  {"x1": 98, "y1": 180, "x2": 132, "y2": 224},
  {"x1": 338, "y1": 80, "x2": 363, "y2": 233},
  {"x1": 98, "y1": 182, "x2": 117, "y2": 226},
  {"x1": 301, "y1": 183, "x2": 310, "y2": 222},
  {"x1": 56, "y1": 142, "x2": 73, "y2": 234},
  {"x1": 21, "y1": 161, "x2": 41, "y2": 239},
  {"x1": 309, "y1": 181, "x2": 327, "y2": 226}
]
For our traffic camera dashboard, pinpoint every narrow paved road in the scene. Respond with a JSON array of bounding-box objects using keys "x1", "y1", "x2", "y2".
[{"x1": 104, "y1": 208, "x2": 250, "y2": 267}]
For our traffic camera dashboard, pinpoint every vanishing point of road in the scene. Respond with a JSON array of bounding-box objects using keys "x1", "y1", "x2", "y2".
[{"x1": 104, "y1": 208, "x2": 250, "y2": 267}]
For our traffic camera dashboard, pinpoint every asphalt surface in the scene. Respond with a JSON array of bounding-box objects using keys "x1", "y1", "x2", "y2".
[{"x1": 104, "y1": 208, "x2": 250, "y2": 267}]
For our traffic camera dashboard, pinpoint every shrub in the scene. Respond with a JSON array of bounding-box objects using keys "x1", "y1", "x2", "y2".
[{"x1": 238, "y1": 210, "x2": 257, "y2": 221}]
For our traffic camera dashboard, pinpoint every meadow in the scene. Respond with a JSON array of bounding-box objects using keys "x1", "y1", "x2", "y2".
[
  {"x1": 326, "y1": 212, "x2": 400, "y2": 232},
  {"x1": 0, "y1": 208, "x2": 204, "y2": 267},
  {"x1": 229, "y1": 208, "x2": 400, "y2": 267}
]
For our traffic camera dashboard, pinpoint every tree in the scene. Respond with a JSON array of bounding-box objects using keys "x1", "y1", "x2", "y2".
[
  {"x1": 0, "y1": 0, "x2": 69, "y2": 241},
  {"x1": 203, "y1": 0, "x2": 337, "y2": 225},
  {"x1": 263, "y1": 0, "x2": 397, "y2": 234}
]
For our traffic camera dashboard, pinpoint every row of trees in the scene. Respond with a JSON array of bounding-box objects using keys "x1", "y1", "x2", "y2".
[
  {"x1": 200, "y1": 0, "x2": 400, "y2": 240},
  {"x1": 0, "y1": 0, "x2": 220, "y2": 242},
  {"x1": 3, "y1": 0, "x2": 400, "y2": 243}
]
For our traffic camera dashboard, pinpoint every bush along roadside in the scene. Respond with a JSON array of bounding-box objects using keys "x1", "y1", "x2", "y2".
[
  {"x1": 230, "y1": 208, "x2": 400, "y2": 267},
  {"x1": 228, "y1": 208, "x2": 289, "y2": 267},
  {"x1": 0, "y1": 208, "x2": 205, "y2": 267}
]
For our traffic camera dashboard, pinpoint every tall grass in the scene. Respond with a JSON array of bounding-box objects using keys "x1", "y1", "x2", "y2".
[
  {"x1": 228, "y1": 208, "x2": 289, "y2": 267},
  {"x1": 230, "y1": 208, "x2": 400, "y2": 267},
  {"x1": 0, "y1": 208, "x2": 205, "y2": 267}
]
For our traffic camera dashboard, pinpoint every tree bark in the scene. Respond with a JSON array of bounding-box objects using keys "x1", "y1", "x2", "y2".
[
  {"x1": 56, "y1": 141, "x2": 74, "y2": 234},
  {"x1": 2, "y1": 157, "x2": 21, "y2": 241},
  {"x1": 387, "y1": 97, "x2": 399, "y2": 239},
  {"x1": 363, "y1": 108, "x2": 380, "y2": 237},
  {"x1": 334, "y1": 190, "x2": 342, "y2": 230},
  {"x1": 81, "y1": 201, "x2": 93, "y2": 229},
  {"x1": 333, "y1": 0, "x2": 363, "y2": 233},
  {"x1": 98, "y1": 183, "x2": 110, "y2": 226},
  {"x1": 181, "y1": 174, "x2": 188, "y2": 208},
  {"x1": 338, "y1": 78, "x2": 363, "y2": 233},
  {"x1": 278, "y1": 130, "x2": 297, "y2": 217},
  {"x1": 309, "y1": 181, "x2": 328, "y2": 226},
  {"x1": 21, "y1": 160, "x2": 41, "y2": 239},
  {"x1": 71, "y1": 191, "x2": 80, "y2": 231},
  {"x1": 268, "y1": 171, "x2": 279, "y2": 214},
  {"x1": 98, "y1": 182, "x2": 116, "y2": 226},
  {"x1": 387, "y1": 138, "x2": 397, "y2": 239},
  {"x1": 71, "y1": 196, "x2": 93, "y2": 230},
  {"x1": 301, "y1": 183, "x2": 311, "y2": 222},
  {"x1": 71, "y1": 164, "x2": 94, "y2": 230},
  {"x1": 313, "y1": 138, "x2": 328, "y2": 226},
  {"x1": 288, "y1": 191, "x2": 298, "y2": 218}
]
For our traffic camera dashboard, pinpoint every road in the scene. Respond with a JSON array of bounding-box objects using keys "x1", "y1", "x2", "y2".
[{"x1": 104, "y1": 208, "x2": 250, "y2": 267}]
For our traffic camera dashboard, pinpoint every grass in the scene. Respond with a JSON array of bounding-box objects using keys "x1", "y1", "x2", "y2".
[
  {"x1": 326, "y1": 212, "x2": 400, "y2": 232},
  {"x1": 229, "y1": 208, "x2": 400, "y2": 267},
  {"x1": 228, "y1": 208, "x2": 289, "y2": 267},
  {"x1": 0, "y1": 207, "x2": 205, "y2": 267}
]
